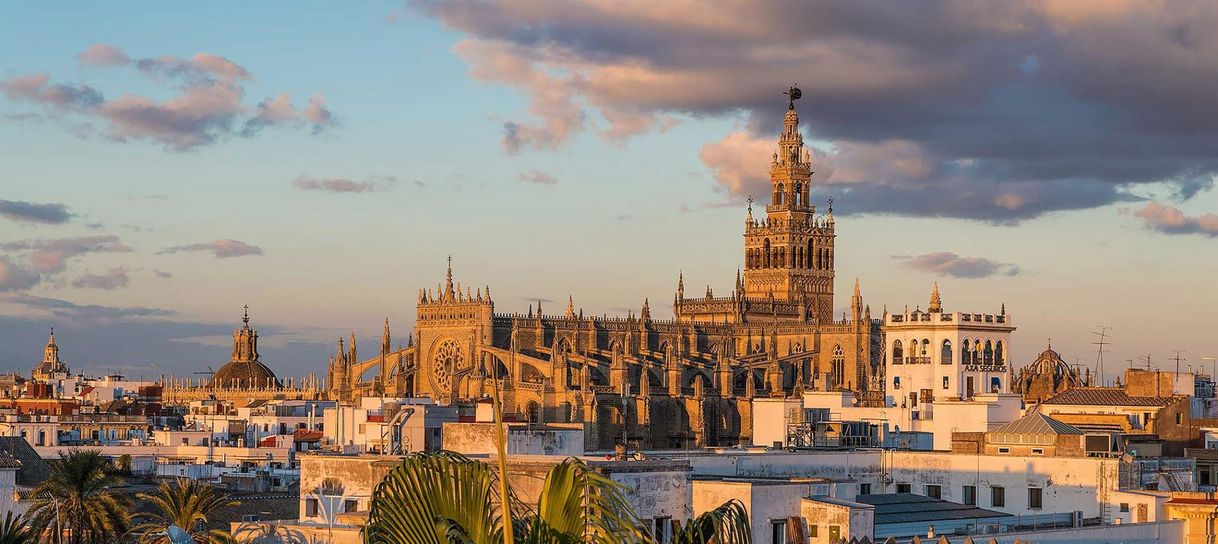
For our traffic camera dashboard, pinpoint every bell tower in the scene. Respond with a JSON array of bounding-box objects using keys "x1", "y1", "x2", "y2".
[{"x1": 742, "y1": 86, "x2": 835, "y2": 322}]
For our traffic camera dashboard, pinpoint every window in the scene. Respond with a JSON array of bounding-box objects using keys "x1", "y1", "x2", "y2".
[
  {"x1": 892, "y1": 340, "x2": 903, "y2": 365},
  {"x1": 990, "y1": 377, "x2": 1001, "y2": 392},
  {"x1": 893, "y1": 377, "x2": 901, "y2": 390},
  {"x1": 653, "y1": 516, "x2": 671, "y2": 544},
  {"x1": 810, "y1": 524, "x2": 818, "y2": 537},
  {"x1": 942, "y1": 376, "x2": 950, "y2": 389},
  {"x1": 1120, "y1": 503, "x2": 1130, "y2": 513},
  {"x1": 997, "y1": 447, "x2": 1010, "y2": 454},
  {"x1": 305, "y1": 498, "x2": 318, "y2": 517},
  {"x1": 770, "y1": 520, "x2": 788, "y2": 544},
  {"x1": 343, "y1": 499, "x2": 358, "y2": 513},
  {"x1": 897, "y1": 483, "x2": 912, "y2": 494},
  {"x1": 1029, "y1": 487, "x2": 1043, "y2": 509},
  {"x1": 1176, "y1": 412, "x2": 1184, "y2": 425},
  {"x1": 859, "y1": 483, "x2": 871, "y2": 495},
  {"x1": 962, "y1": 485, "x2": 977, "y2": 506},
  {"x1": 941, "y1": 340, "x2": 953, "y2": 364},
  {"x1": 1031, "y1": 448, "x2": 1044, "y2": 456},
  {"x1": 925, "y1": 485, "x2": 942, "y2": 499},
  {"x1": 829, "y1": 525, "x2": 841, "y2": 543},
  {"x1": 991, "y1": 486, "x2": 1005, "y2": 507}
]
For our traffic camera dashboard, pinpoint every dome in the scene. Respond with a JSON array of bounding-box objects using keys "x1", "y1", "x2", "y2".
[
  {"x1": 210, "y1": 359, "x2": 278, "y2": 388},
  {"x1": 209, "y1": 306, "x2": 279, "y2": 388}
]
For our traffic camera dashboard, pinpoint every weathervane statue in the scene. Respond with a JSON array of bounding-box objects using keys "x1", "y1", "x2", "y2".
[{"x1": 783, "y1": 85, "x2": 802, "y2": 110}]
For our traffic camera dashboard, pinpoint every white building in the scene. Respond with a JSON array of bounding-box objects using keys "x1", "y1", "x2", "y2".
[
  {"x1": 322, "y1": 397, "x2": 458, "y2": 454},
  {"x1": 883, "y1": 283, "x2": 1015, "y2": 405}
]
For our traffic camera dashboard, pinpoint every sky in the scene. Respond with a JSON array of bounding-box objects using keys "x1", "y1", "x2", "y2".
[{"x1": 2, "y1": 1, "x2": 1218, "y2": 384}]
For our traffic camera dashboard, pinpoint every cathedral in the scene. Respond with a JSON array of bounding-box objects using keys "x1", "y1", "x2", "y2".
[{"x1": 326, "y1": 90, "x2": 883, "y2": 449}]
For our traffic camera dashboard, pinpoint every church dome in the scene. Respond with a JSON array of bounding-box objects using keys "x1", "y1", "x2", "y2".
[
  {"x1": 209, "y1": 307, "x2": 279, "y2": 388},
  {"x1": 211, "y1": 359, "x2": 278, "y2": 389}
]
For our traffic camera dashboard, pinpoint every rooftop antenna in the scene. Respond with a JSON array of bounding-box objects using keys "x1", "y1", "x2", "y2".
[
  {"x1": 1170, "y1": 350, "x2": 1186, "y2": 375},
  {"x1": 1090, "y1": 326, "x2": 1111, "y2": 386},
  {"x1": 1141, "y1": 354, "x2": 1153, "y2": 371}
]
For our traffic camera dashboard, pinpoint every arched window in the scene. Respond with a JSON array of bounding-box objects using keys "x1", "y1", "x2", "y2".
[
  {"x1": 763, "y1": 239, "x2": 771, "y2": 268},
  {"x1": 995, "y1": 341, "x2": 1005, "y2": 366},
  {"x1": 794, "y1": 183, "x2": 803, "y2": 206},
  {"x1": 808, "y1": 240, "x2": 815, "y2": 269},
  {"x1": 961, "y1": 339, "x2": 971, "y2": 364},
  {"x1": 892, "y1": 340, "x2": 903, "y2": 365},
  {"x1": 831, "y1": 345, "x2": 845, "y2": 388},
  {"x1": 526, "y1": 401, "x2": 541, "y2": 425},
  {"x1": 774, "y1": 183, "x2": 785, "y2": 205},
  {"x1": 921, "y1": 339, "x2": 930, "y2": 360},
  {"x1": 941, "y1": 340, "x2": 953, "y2": 365},
  {"x1": 984, "y1": 340, "x2": 994, "y2": 365},
  {"x1": 973, "y1": 339, "x2": 982, "y2": 363}
]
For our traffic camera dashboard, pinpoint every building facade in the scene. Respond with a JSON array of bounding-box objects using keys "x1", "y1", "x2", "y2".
[{"x1": 325, "y1": 93, "x2": 882, "y2": 449}]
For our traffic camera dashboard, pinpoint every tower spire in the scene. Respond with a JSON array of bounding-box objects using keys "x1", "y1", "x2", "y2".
[
  {"x1": 929, "y1": 282, "x2": 942, "y2": 313},
  {"x1": 566, "y1": 295, "x2": 575, "y2": 319},
  {"x1": 242, "y1": 304, "x2": 250, "y2": 326},
  {"x1": 444, "y1": 255, "x2": 454, "y2": 300}
]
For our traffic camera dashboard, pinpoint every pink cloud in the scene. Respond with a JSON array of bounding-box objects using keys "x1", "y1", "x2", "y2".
[
  {"x1": 159, "y1": 239, "x2": 264, "y2": 258},
  {"x1": 1134, "y1": 202, "x2": 1218, "y2": 237},
  {"x1": 78, "y1": 44, "x2": 130, "y2": 67}
]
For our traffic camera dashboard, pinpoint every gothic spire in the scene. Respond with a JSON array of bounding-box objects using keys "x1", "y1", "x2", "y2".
[
  {"x1": 382, "y1": 318, "x2": 391, "y2": 355},
  {"x1": 929, "y1": 282, "x2": 942, "y2": 313},
  {"x1": 444, "y1": 255, "x2": 455, "y2": 300},
  {"x1": 566, "y1": 295, "x2": 575, "y2": 319}
]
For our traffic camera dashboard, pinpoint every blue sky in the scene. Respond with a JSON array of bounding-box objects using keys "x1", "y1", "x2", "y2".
[{"x1": 3, "y1": 1, "x2": 1218, "y2": 383}]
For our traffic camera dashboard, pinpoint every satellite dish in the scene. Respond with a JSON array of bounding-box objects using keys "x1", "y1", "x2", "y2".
[{"x1": 167, "y1": 526, "x2": 194, "y2": 544}]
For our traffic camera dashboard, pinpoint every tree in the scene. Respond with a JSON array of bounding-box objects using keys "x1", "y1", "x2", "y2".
[
  {"x1": 130, "y1": 478, "x2": 239, "y2": 544},
  {"x1": 26, "y1": 448, "x2": 131, "y2": 544},
  {"x1": 361, "y1": 451, "x2": 751, "y2": 544},
  {"x1": 0, "y1": 512, "x2": 34, "y2": 544},
  {"x1": 231, "y1": 522, "x2": 308, "y2": 544},
  {"x1": 116, "y1": 454, "x2": 134, "y2": 475}
]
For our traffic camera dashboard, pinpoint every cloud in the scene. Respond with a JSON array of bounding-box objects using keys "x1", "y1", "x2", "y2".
[
  {"x1": 893, "y1": 252, "x2": 1021, "y2": 279},
  {"x1": 0, "y1": 44, "x2": 335, "y2": 151},
  {"x1": 0, "y1": 257, "x2": 40, "y2": 292},
  {"x1": 78, "y1": 44, "x2": 130, "y2": 67},
  {"x1": 292, "y1": 175, "x2": 396, "y2": 194},
  {"x1": 71, "y1": 267, "x2": 130, "y2": 290},
  {"x1": 1133, "y1": 202, "x2": 1218, "y2": 237},
  {"x1": 0, "y1": 235, "x2": 132, "y2": 274},
  {"x1": 158, "y1": 239, "x2": 264, "y2": 258},
  {"x1": 0, "y1": 73, "x2": 103, "y2": 112},
  {"x1": 417, "y1": 0, "x2": 1218, "y2": 221},
  {"x1": 0, "y1": 293, "x2": 174, "y2": 320},
  {"x1": 517, "y1": 169, "x2": 558, "y2": 185},
  {"x1": 0, "y1": 199, "x2": 72, "y2": 224},
  {"x1": 153, "y1": 269, "x2": 173, "y2": 278}
]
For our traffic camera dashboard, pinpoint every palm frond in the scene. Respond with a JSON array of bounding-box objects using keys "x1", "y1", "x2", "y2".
[
  {"x1": 532, "y1": 457, "x2": 647, "y2": 544},
  {"x1": 673, "y1": 499, "x2": 752, "y2": 544},
  {"x1": 361, "y1": 451, "x2": 506, "y2": 544}
]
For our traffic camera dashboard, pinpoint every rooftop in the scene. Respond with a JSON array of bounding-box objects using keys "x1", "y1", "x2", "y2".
[
  {"x1": 990, "y1": 412, "x2": 1083, "y2": 436},
  {"x1": 1041, "y1": 387, "x2": 1175, "y2": 407},
  {"x1": 855, "y1": 493, "x2": 1013, "y2": 525}
]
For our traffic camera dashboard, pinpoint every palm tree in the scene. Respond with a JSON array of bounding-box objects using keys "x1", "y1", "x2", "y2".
[
  {"x1": 0, "y1": 512, "x2": 34, "y2": 544},
  {"x1": 361, "y1": 451, "x2": 751, "y2": 544},
  {"x1": 231, "y1": 521, "x2": 308, "y2": 544},
  {"x1": 26, "y1": 448, "x2": 130, "y2": 544},
  {"x1": 130, "y1": 478, "x2": 239, "y2": 543}
]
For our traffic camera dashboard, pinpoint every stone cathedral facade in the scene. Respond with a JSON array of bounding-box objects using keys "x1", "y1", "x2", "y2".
[{"x1": 327, "y1": 95, "x2": 882, "y2": 449}]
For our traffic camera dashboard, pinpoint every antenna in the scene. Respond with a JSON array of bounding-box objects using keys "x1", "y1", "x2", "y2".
[
  {"x1": 1170, "y1": 350, "x2": 1186, "y2": 375},
  {"x1": 1141, "y1": 354, "x2": 1153, "y2": 371},
  {"x1": 1090, "y1": 326, "x2": 1111, "y2": 386}
]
